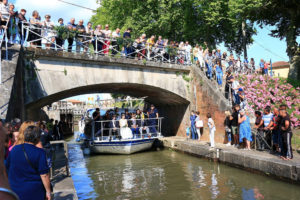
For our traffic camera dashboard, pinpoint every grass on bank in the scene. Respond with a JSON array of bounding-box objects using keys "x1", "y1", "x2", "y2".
[{"x1": 292, "y1": 129, "x2": 300, "y2": 151}]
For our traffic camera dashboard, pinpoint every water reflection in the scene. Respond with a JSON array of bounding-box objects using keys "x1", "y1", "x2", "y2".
[{"x1": 68, "y1": 146, "x2": 300, "y2": 200}]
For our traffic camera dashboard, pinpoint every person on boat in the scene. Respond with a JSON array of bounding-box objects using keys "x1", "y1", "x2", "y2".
[
  {"x1": 109, "y1": 115, "x2": 119, "y2": 138},
  {"x1": 119, "y1": 114, "x2": 133, "y2": 139},
  {"x1": 114, "y1": 107, "x2": 121, "y2": 117},
  {"x1": 139, "y1": 119, "x2": 150, "y2": 136},
  {"x1": 92, "y1": 108, "x2": 101, "y2": 136},
  {"x1": 136, "y1": 109, "x2": 144, "y2": 120},
  {"x1": 124, "y1": 109, "x2": 131, "y2": 119},
  {"x1": 129, "y1": 114, "x2": 141, "y2": 138},
  {"x1": 147, "y1": 104, "x2": 159, "y2": 134}
]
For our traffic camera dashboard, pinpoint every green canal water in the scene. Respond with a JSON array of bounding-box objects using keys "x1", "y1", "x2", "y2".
[{"x1": 68, "y1": 143, "x2": 300, "y2": 200}]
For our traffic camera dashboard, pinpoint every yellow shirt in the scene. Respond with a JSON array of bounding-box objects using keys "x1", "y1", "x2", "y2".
[{"x1": 146, "y1": 38, "x2": 155, "y2": 48}]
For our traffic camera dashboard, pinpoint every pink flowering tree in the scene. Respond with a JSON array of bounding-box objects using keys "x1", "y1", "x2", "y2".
[{"x1": 236, "y1": 75, "x2": 300, "y2": 128}]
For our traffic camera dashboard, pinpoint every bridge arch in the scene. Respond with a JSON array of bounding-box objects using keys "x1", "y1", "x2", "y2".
[{"x1": 23, "y1": 49, "x2": 192, "y2": 136}]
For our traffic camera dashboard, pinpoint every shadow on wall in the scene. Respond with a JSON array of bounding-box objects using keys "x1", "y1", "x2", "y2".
[{"x1": 158, "y1": 104, "x2": 189, "y2": 137}]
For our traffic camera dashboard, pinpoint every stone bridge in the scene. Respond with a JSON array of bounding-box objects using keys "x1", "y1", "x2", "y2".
[{"x1": 1, "y1": 46, "x2": 230, "y2": 139}]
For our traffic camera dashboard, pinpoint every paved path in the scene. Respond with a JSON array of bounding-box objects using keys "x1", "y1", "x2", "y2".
[
  {"x1": 160, "y1": 137, "x2": 300, "y2": 183},
  {"x1": 51, "y1": 144, "x2": 78, "y2": 200}
]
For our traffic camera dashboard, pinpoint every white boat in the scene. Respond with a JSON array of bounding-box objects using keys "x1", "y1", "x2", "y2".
[
  {"x1": 82, "y1": 107, "x2": 163, "y2": 155},
  {"x1": 89, "y1": 136, "x2": 162, "y2": 155}
]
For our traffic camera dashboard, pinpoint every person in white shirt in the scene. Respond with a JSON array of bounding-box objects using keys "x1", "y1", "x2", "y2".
[
  {"x1": 195, "y1": 111, "x2": 203, "y2": 141},
  {"x1": 197, "y1": 46, "x2": 205, "y2": 69},
  {"x1": 111, "y1": 28, "x2": 120, "y2": 55},
  {"x1": 102, "y1": 24, "x2": 111, "y2": 55},
  {"x1": 231, "y1": 77, "x2": 240, "y2": 104},
  {"x1": 185, "y1": 41, "x2": 192, "y2": 65},
  {"x1": 0, "y1": 0, "x2": 9, "y2": 20},
  {"x1": 84, "y1": 22, "x2": 94, "y2": 52},
  {"x1": 207, "y1": 113, "x2": 216, "y2": 148},
  {"x1": 119, "y1": 113, "x2": 133, "y2": 139},
  {"x1": 93, "y1": 25, "x2": 104, "y2": 54},
  {"x1": 42, "y1": 14, "x2": 55, "y2": 49}
]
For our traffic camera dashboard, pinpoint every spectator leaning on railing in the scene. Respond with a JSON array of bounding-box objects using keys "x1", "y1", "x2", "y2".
[{"x1": 0, "y1": 5, "x2": 275, "y2": 77}]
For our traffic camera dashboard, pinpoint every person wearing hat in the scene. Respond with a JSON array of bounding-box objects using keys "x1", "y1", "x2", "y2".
[{"x1": 238, "y1": 88, "x2": 246, "y2": 109}]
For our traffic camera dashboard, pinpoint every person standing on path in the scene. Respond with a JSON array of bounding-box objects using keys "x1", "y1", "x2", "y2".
[
  {"x1": 207, "y1": 113, "x2": 216, "y2": 148},
  {"x1": 230, "y1": 104, "x2": 240, "y2": 148},
  {"x1": 224, "y1": 111, "x2": 232, "y2": 146},
  {"x1": 279, "y1": 109, "x2": 293, "y2": 160},
  {"x1": 195, "y1": 111, "x2": 203, "y2": 141},
  {"x1": 238, "y1": 110, "x2": 252, "y2": 150},
  {"x1": 190, "y1": 111, "x2": 197, "y2": 140}
]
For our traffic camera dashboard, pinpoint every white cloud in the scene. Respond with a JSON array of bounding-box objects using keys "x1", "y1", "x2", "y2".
[{"x1": 14, "y1": 0, "x2": 98, "y2": 24}]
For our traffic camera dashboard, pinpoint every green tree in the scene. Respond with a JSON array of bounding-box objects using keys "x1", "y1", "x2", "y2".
[
  {"x1": 250, "y1": 0, "x2": 300, "y2": 80},
  {"x1": 91, "y1": 0, "x2": 258, "y2": 57}
]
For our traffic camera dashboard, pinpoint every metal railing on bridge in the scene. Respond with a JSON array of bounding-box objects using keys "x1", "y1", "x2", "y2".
[{"x1": 20, "y1": 22, "x2": 202, "y2": 65}]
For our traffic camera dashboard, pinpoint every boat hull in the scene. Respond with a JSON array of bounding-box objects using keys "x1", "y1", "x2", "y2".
[{"x1": 90, "y1": 138, "x2": 157, "y2": 154}]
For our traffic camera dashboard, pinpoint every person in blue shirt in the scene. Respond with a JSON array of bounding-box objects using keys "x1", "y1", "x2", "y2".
[
  {"x1": 147, "y1": 104, "x2": 159, "y2": 134},
  {"x1": 6, "y1": 126, "x2": 51, "y2": 200},
  {"x1": 215, "y1": 60, "x2": 223, "y2": 86},
  {"x1": 205, "y1": 52, "x2": 214, "y2": 79},
  {"x1": 216, "y1": 49, "x2": 222, "y2": 61},
  {"x1": 190, "y1": 111, "x2": 197, "y2": 140},
  {"x1": 123, "y1": 27, "x2": 133, "y2": 58},
  {"x1": 259, "y1": 59, "x2": 265, "y2": 75}
]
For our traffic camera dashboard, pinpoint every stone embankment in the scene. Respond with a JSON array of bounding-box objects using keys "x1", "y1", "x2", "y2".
[
  {"x1": 51, "y1": 143, "x2": 78, "y2": 200},
  {"x1": 160, "y1": 137, "x2": 300, "y2": 183}
]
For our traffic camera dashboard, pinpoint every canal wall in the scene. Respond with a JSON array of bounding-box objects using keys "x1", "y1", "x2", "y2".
[
  {"x1": 160, "y1": 137, "x2": 300, "y2": 183},
  {"x1": 0, "y1": 45, "x2": 25, "y2": 121},
  {"x1": 51, "y1": 143, "x2": 78, "y2": 200},
  {"x1": 189, "y1": 66, "x2": 231, "y2": 144}
]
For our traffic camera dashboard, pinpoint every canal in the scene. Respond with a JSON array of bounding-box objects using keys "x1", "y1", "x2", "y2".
[{"x1": 68, "y1": 140, "x2": 300, "y2": 200}]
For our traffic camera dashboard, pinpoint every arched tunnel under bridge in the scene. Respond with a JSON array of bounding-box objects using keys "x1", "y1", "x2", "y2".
[{"x1": 25, "y1": 83, "x2": 190, "y2": 137}]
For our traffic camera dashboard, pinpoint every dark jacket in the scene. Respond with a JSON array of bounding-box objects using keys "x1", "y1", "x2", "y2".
[
  {"x1": 128, "y1": 119, "x2": 141, "y2": 128},
  {"x1": 109, "y1": 120, "x2": 119, "y2": 129}
]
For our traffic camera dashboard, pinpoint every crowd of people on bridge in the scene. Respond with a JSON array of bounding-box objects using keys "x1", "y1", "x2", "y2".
[
  {"x1": 91, "y1": 105, "x2": 159, "y2": 139},
  {"x1": 189, "y1": 103, "x2": 294, "y2": 161},
  {"x1": 0, "y1": 0, "x2": 273, "y2": 76}
]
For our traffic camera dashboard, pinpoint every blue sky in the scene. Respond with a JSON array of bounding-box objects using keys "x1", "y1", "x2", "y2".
[{"x1": 11, "y1": 0, "x2": 299, "y2": 101}]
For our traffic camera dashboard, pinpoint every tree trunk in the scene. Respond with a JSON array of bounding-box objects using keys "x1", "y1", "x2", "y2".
[
  {"x1": 286, "y1": 19, "x2": 300, "y2": 81},
  {"x1": 242, "y1": 21, "x2": 247, "y2": 59},
  {"x1": 288, "y1": 53, "x2": 300, "y2": 81}
]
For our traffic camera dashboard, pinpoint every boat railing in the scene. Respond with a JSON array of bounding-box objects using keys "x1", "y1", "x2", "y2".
[{"x1": 91, "y1": 117, "x2": 163, "y2": 141}]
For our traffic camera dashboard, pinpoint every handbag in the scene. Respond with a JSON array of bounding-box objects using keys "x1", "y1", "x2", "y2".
[
  {"x1": 196, "y1": 120, "x2": 203, "y2": 128},
  {"x1": 23, "y1": 144, "x2": 53, "y2": 192}
]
